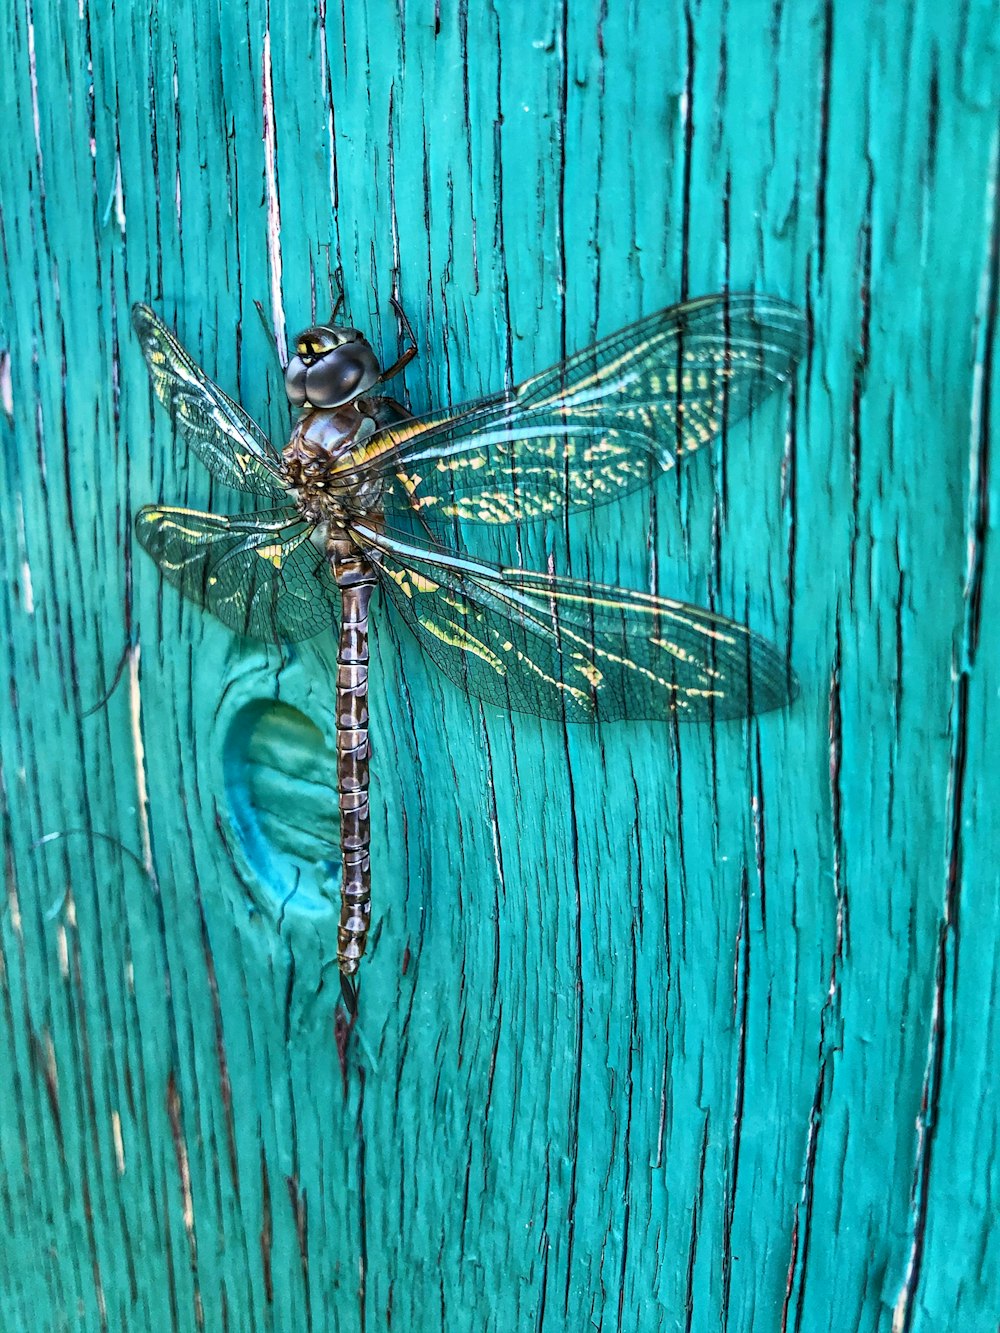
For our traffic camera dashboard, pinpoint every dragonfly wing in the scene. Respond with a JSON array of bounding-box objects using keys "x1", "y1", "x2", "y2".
[
  {"x1": 133, "y1": 304, "x2": 288, "y2": 499},
  {"x1": 344, "y1": 294, "x2": 806, "y2": 523},
  {"x1": 354, "y1": 523, "x2": 796, "y2": 721},
  {"x1": 135, "y1": 505, "x2": 336, "y2": 641}
]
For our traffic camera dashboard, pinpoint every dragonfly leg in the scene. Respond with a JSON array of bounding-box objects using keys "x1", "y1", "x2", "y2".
[
  {"x1": 379, "y1": 296, "x2": 419, "y2": 383},
  {"x1": 328, "y1": 289, "x2": 346, "y2": 323},
  {"x1": 252, "y1": 298, "x2": 285, "y2": 374}
]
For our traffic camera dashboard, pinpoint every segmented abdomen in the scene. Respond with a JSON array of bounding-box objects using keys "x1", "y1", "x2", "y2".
[{"x1": 330, "y1": 540, "x2": 378, "y2": 1005}]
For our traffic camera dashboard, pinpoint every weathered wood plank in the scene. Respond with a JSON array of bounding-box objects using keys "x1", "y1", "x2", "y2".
[{"x1": 0, "y1": 1, "x2": 997, "y2": 1330}]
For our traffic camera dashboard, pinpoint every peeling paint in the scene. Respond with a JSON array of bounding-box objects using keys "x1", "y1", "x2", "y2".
[
  {"x1": 101, "y1": 152, "x2": 126, "y2": 234},
  {"x1": 261, "y1": 30, "x2": 287, "y2": 365},
  {"x1": 127, "y1": 643, "x2": 153, "y2": 873},
  {"x1": 25, "y1": 0, "x2": 42, "y2": 177},
  {"x1": 111, "y1": 1110, "x2": 125, "y2": 1175},
  {"x1": 0, "y1": 349, "x2": 12, "y2": 421},
  {"x1": 15, "y1": 495, "x2": 34, "y2": 614}
]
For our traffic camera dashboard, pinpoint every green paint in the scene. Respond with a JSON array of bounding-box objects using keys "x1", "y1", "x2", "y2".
[{"x1": 1, "y1": 2, "x2": 998, "y2": 1330}]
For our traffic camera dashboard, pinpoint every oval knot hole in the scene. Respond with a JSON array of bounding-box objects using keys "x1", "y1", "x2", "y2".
[{"x1": 223, "y1": 700, "x2": 339, "y2": 917}]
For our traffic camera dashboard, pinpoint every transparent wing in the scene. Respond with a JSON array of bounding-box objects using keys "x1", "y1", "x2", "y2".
[
  {"x1": 354, "y1": 523, "x2": 796, "y2": 722},
  {"x1": 132, "y1": 304, "x2": 288, "y2": 498},
  {"x1": 135, "y1": 505, "x2": 336, "y2": 641},
  {"x1": 341, "y1": 294, "x2": 806, "y2": 523}
]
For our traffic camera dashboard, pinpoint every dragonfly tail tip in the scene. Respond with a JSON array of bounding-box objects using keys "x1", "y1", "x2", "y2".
[{"x1": 339, "y1": 971, "x2": 359, "y2": 1017}]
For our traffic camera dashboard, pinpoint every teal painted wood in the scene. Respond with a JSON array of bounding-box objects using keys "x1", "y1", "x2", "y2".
[{"x1": 1, "y1": 2, "x2": 997, "y2": 1330}]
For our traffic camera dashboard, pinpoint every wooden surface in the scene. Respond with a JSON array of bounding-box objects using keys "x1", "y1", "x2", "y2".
[{"x1": 1, "y1": 2, "x2": 998, "y2": 1330}]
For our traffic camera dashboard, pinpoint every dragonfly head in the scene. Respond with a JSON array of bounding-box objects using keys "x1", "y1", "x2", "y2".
[{"x1": 284, "y1": 322, "x2": 382, "y2": 409}]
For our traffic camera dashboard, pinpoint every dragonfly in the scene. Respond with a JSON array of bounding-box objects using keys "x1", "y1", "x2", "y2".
[{"x1": 133, "y1": 291, "x2": 806, "y2": 1012}]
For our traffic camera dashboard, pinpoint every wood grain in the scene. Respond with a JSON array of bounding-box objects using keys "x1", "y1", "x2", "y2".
[{"x1": 0, "y1": 1, "x2": 997, "y2": 1330}]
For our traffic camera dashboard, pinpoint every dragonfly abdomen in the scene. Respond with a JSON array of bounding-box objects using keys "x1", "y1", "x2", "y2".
[{"x1": 330, "y1": 538, "x2": 378, "y2": 1011}]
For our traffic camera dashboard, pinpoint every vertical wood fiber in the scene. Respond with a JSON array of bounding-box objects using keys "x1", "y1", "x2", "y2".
[{"x1": 0, "y1": 2, "x2": 997, "y2": 1330}]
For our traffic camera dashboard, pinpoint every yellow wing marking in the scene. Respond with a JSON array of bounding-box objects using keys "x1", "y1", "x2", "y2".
[
  {"x1": 418, "y1": 617, "x2": 507, "y2": 675},
  {"x1": 512, "y1": 652, "x2": 591, "y2": 708},
  {"x1": 530, "y1": 343, "x2": 642, "y2": 407},
  {"x1": 145, "y1": 506, "x2": 225, "y2": 525},
  {"x1": 385, "y1": 566, "x2": 441, "y2": 598},
  {"x1": 651, "y1": 637, "x2": 723, "y2": 679},
  {"x1": 571, "y1": 658, "x2": 604, "y2": 688},
  {"x1": 334, "y1": 420, "x2": 428, "y2": 475},
  {"x1": 434, "y1": 455, "x2": 488, "y2": 472},
  {"x1": 537, "y1": 586, "x2": 738, "y2": 645},
  {"x1": 255, "y1": 543, "x2": 284, "y2": 568}
]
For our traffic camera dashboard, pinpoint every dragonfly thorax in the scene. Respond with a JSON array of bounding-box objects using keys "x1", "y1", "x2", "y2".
[{"x1": 283, "y1": 406, "x2": 384, "y2": 526}]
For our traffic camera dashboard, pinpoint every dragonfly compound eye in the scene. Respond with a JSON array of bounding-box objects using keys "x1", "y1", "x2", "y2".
[
  {"x1": 298, "y1": 343, "x2": 381, "y2": 409},
  {"x1": 284, "y1": 355, "x2": 310, "y2": 406},
  {"x1": 284, "y1": 346, "x2": 379, "y2": 409}
]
